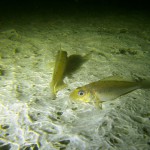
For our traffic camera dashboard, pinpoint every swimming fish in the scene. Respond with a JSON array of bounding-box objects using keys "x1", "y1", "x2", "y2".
[
  {"x1": 50, "y1": 50, "x2": 68, "y2": 96},
  {"x1": 69, "y1": 76, "x2": 150, "y2": 108}
]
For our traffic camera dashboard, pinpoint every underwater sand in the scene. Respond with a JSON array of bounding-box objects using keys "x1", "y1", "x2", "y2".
[{"x1": 0, "y1": 3, "x2": 150, "y2": 150}]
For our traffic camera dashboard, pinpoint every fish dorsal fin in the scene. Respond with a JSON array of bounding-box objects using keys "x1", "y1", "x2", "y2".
[{"x1": 101, "y1": 76, "x2": 135, "y2": 82}]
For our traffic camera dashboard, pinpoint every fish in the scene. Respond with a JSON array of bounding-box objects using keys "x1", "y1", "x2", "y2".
[
  {"x1": 50, "y1": 50, "x2": 89, "y2": 97},
  {"x1": 50, "y1": 50, "x2": 68, "y2": 96},
  {"x1": 69, "y1": 76, "x2": 150, "y2": 108}
]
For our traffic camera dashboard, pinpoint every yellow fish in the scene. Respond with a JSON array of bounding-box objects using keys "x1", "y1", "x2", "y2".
[
  {"x1": 50, "y1": 50, "x2": 68, "y2": 96},
  {"x1": 70, "y1": 76, "x2": 150, "y2": 108}
]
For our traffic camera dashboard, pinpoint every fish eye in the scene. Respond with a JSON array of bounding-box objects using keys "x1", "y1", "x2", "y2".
[{"x1": 78, "y1": 90, "x2": 85, "y2": 96}]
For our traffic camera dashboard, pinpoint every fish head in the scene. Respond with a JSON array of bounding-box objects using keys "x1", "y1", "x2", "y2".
[{"x1": 69, "y1": 86, "x2": 91, "y2": 103}]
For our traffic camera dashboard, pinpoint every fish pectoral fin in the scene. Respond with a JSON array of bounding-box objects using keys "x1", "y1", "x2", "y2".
[
  {"x1": 93, "y1": 100, "x2": 102, "y2": 109},
  {"x1": 92, "y1": 93, "x2": 102, "y2": 109}
]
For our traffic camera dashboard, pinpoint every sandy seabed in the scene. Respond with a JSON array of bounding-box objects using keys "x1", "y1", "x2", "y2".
[{"x1": 0, "y1": 5, "x2": 150, "y2": 150}]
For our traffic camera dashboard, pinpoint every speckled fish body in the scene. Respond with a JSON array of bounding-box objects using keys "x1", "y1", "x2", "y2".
[
  {"x1": 50, "y1": 50, "x2": 68, "y2": 95},
  {"x1": 70, "y1": 77, "x2": 150, "y2": 107}
]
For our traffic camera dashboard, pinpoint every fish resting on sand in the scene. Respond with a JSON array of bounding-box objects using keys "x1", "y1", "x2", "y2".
[{"x1": 70, "y1": 76, "x2": 150, "y2": 108}]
